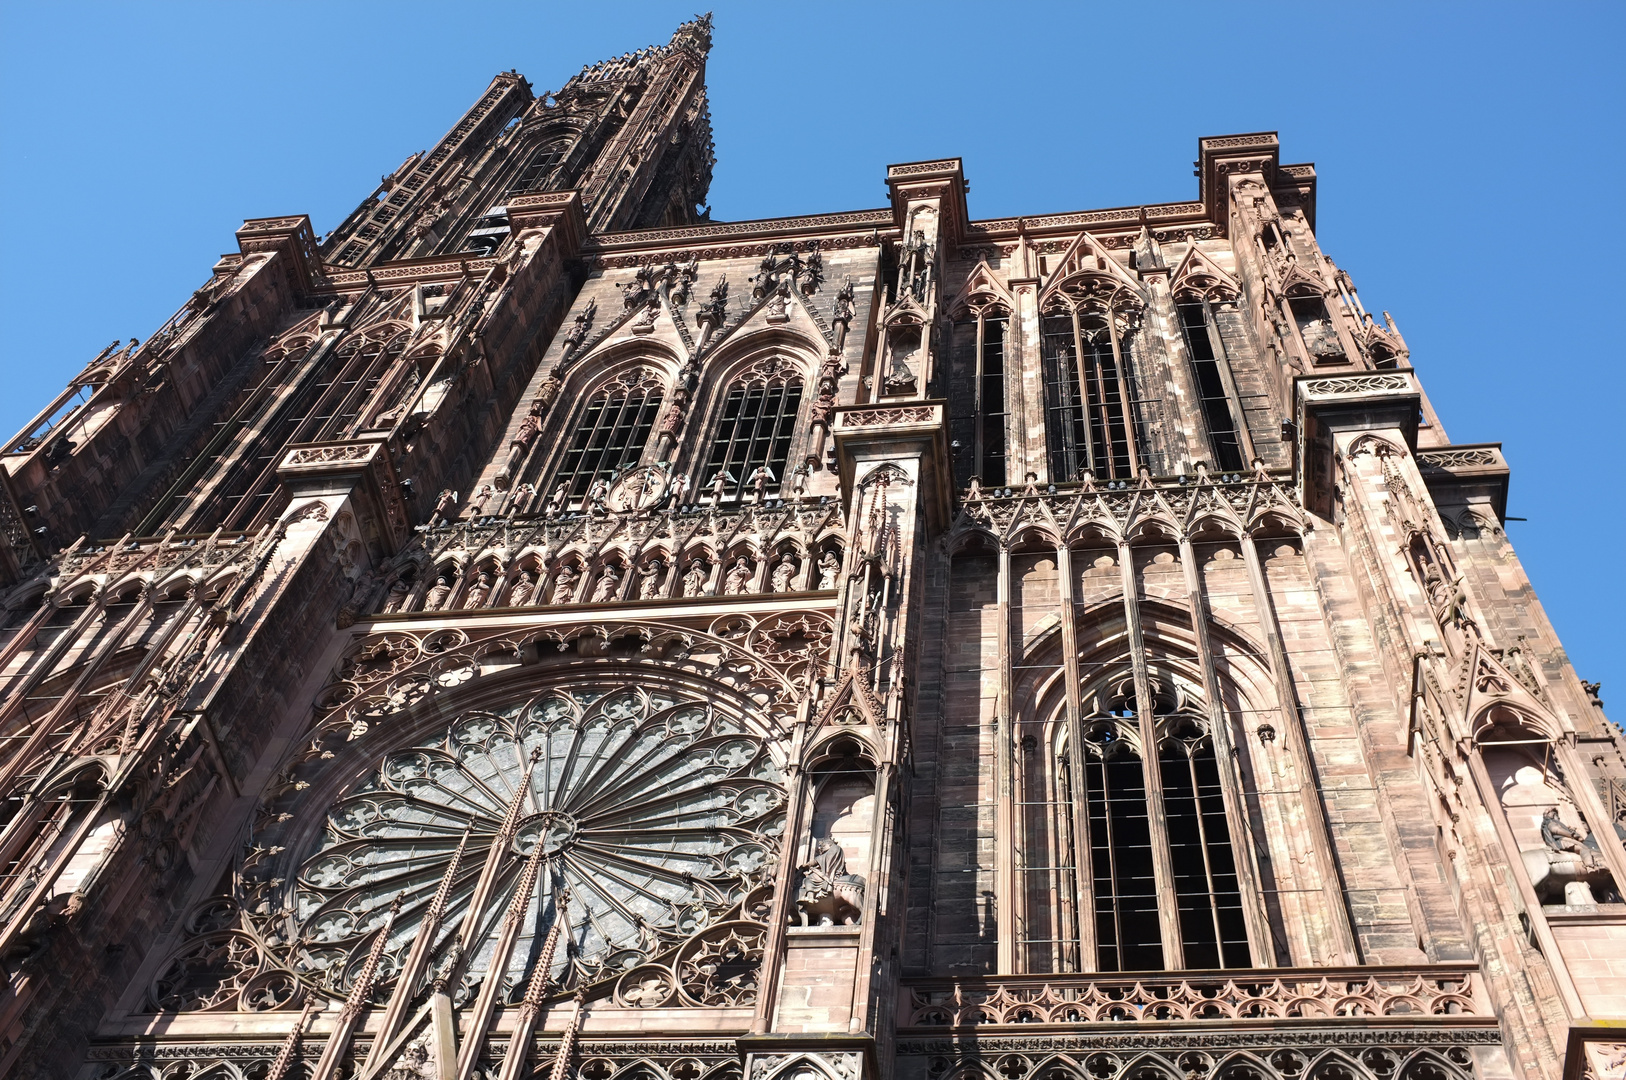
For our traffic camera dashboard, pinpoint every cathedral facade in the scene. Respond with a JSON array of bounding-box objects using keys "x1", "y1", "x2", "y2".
[{"x1": 0, "y1": 17, "x2": 1622, "y2": 1080}]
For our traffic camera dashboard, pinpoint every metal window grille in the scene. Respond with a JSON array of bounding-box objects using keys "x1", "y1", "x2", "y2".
[
  {"x1": 700, "y1": 379, "x2": 802, "y2": 503},
  {"x1": 1177, "y1": 300, "x2": 1246, "y2": 472},
  {"x1": 551, "y1": 387, "x2": 663, "y2": 508},
  {"x1": 1041, "y1": 316, "x2": 1089, "y2": 481},
  {"x1": 506, "y1": 140, "x2": 569, "y2": 197}
]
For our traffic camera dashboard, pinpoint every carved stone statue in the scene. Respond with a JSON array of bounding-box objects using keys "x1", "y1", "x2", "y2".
[
  {"x1": 681, "y1": 560, "x2": 709, "y2": 598},
  {"x1": 790, "y1": 461, "x2": 810, "y2": 501},
  {"x1": 771, "y1": 556, "x2": 797, "y2": 594},
  {"x1": 708, "y1": 469, "x2": 735, "y2": 506},
  {"x1": 723, "y1": 557, "x2": 754, "y2": 596},
  {"x1": 747, "y1": 464, "x2": 775, "y2": 504},
  {"x1": 545, "y1": 482, "x2": 569, "y2": 517},
  {"x1": 550, "y1": 565, "x2": 580, "y2": 605},
  {"x1": 423, "y1": 573, "x2": 455, "y2": 612},
  {"x1": 462, "y1": 570, "x2": 493, "y2": 609},
  {"x1": 795, "y1": 837, "x2": 865, "y2": 926},
  {"x1": 591, "y1": 563, "x2": 623, "y2": 603},
  {"x1": 508, "y1": 570, "x2": 537, "y2": 608},
  {"x1": 382, "y1": 574, "x2": 414, "y2": 613},
  {"x1": 432, "y1": 488, "x2": 459, "y2": 525},
  {"x1": 586, "y1": 477, "x2": 610, "y2": 515},
  {"x1": 818, "y1": 551, "x2": 841, "y2": 590},
  {"x1": 637, "y1": 561, "x2": 664, "y2": 600}
]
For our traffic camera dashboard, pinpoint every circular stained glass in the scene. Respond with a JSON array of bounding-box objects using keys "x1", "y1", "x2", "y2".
[{"x1": 276, "y1": 684, "x2": 785, "y2": 1002}]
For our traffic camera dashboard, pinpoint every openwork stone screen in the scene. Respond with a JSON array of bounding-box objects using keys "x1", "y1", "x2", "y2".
[{"x1": 269, "y1": 683, "x2": 785, "y2": 1001}]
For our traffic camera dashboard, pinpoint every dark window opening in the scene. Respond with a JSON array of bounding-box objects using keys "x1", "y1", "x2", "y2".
[
  {"x1": 1042, "y1": 316, "x2": 1090, "y2": 482},
  {"x1": 551, "y1": 386, "x2": 663, "y2": 509},
  {"x1": 949, "y1": 315, "x2": 1008, "y2": 488},
  {"x1": 1161, "y1": 739, "x2": 1249, "y2": 968},
  {"x1": 980, "y1": 318, "x2": 1008, "y2": 486},
  {"x1": 1176, "y1": 300, "x2": 1246, "y2": 472},
  {"x1": 701, "y1": 379, "x2": 802, "y2": 504},
  {"x1": 1084, "y1": 736, "x2": 1163, "y2": 972},
  {"x1": 507, "y1": 140, "x2": 568, "y2": 197}
]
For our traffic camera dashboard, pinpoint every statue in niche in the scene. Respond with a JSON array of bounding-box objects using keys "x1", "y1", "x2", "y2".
[
  {"x1": 591, "y1": 564, "x2": 623, "y2": 603},
  {"x1": 637, "y1": 560, "x2": 664, "y2": 600},
  {"x1": 883, "y1": 330, "x2": 919, "y2": 395},
  {"x1": 382, "y1": 574, "x2": 414, "y2": 613},
  {"x1": 423, "y1": 572, "x2": 455, "y2": 612},
  {"x1": 681, "y1": 560, "x2": 709, "y2": 598},
  {"x1": 790, "y1": 461, "x2": 810, "y2": 501},
  {"x1": 508, "y1": 570, "x2": 538, "y2": 607},
  {"x1": 795, "y1": 837, "x2": 866, "y2": 926},
  {"x1": 771, "y1": 555, "x2": 797, "y2": 594},
  {"x1": 549, "y1": 565, "x2": 580, "y2": 605},
  {"x1": 817, "y1": 551, "x2": 841, "y2": 590},
  {"x1": 462, "y1": 570, "x2": 493, "y2": 609},
  {"x1": 1499, "y1": 761, "x2": 1616, "y2": 905},
  {"x1": 723, "y1": 557, "x2": 754, "y2": 596}
]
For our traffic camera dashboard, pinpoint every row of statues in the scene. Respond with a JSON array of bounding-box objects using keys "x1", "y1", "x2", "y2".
[{"x1": 394, "y1": 548, "x2": 843, "y2": 613}]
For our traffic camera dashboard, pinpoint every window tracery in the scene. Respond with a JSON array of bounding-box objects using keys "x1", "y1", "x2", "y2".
[
  {"x1": 948, "y1": 304, "x2": 1010, "y2": 489},
  {"x1": 248, "y1": 683, "x2": 785, "y2": 1006},
  {"x1": 1023, "y1": 671, "x2": 1251, "y2": 973},
  {"x1": 698, "y1": 356, "x2": 803, "y2": 505},
  {"x1": 1040, "y1": 283, "x2": 1148, "y2": 482},
  {"x1": 547, "y1": 368, "x2": 666, "y2": 513}
]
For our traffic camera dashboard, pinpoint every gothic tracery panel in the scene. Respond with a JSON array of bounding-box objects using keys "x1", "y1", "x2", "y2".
[{"x1": 229, "y1": 682, "x2": 785, "y2": 1009}]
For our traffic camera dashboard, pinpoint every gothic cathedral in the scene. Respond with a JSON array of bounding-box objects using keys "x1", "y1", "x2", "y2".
[{"x1": 0, "y1": 17, "x2": 1621, "y2": 1080}]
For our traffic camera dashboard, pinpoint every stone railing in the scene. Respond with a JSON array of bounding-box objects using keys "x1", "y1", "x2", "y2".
[
  {"x1": 899, "y1": 965, "x2": 1491, "y2": 1028},
  {"x1": 1416, "y1": 445, "x2": 1505, "y2": 473}
]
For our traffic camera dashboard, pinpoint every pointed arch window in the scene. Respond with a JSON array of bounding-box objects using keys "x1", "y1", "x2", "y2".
[
  {"x1": 506, "y1": 138, "x2": 569, "y2": 197},
  {"x1": 1040, "y1": 296, "x2": 1146, "y2": 481},
  {"x1": 699, "y1": 360, "x2": 802, "y2": 504},
  {"x1": 548, "y1": 369, "x2": 664, "y2": 510},
  {"x1": 948, "y1": 308, "x2": 1009, "y2": 488},
  {"x1": 1175, "y1": 296, "x2": 1246, "y2": 473},
  {"x1": 1027, "y1": 674, "x2": 1252, "y2": 973}
]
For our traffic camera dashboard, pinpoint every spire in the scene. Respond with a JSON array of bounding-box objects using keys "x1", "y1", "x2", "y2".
[{"x1": 670, "y1": 12, "x2": 714, "y2": 55}]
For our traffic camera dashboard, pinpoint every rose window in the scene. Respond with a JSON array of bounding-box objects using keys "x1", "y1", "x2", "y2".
[{"x1": 275, "y1": 684, "x2": 785, "y2": 1001}]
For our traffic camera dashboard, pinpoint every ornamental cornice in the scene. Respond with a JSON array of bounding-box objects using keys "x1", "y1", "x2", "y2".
[{"x1": 586, "y1": 209, "x2": 896, "y2": 254}]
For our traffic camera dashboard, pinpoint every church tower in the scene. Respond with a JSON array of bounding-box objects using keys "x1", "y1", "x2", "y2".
[{"x1": 0, "y1": 20, "x2": 1622, "y2": 1080}]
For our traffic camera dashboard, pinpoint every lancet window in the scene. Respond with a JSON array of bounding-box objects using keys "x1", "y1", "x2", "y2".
[
  {"x1": 1175, "y1": 297, "x2": 1246, "y2": 473},
  {"x1": 506, "y1": 138, "x2": 570, "y2": 197},
  {"x1": 698, "y1": 360, "x2": 802, "y2": 504},
  {"x1": 948, "y1": 310, "x2": 1009, "y2": 488},
  {"x1": 1023, "y1": 672, "x2": 1252, "y2": 973},
  {"x1": 547, "y1": 369, "x2": 664, "y2": 511},
  {"x1": 1040, "y1": 304, "x2": 1145, "y2": 481}
]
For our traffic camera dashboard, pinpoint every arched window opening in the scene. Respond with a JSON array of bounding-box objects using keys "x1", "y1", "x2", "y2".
[
  {"x1": 507, "y1": 138, "x2": 570, "y2": 197},
  {"x1": 1175, "y1": 298, "x2": 1245, "y2": 473},
  {"x1": 1080, "y1": 713, "x2": 1162, "y2": 972},
  {"x1": 1026, "y1": 671, "x2": 1255, "y2": 974},
  {"x1": 1289, "y1": 291, "x2": 1345, "y2": 364},
  {"x1": 1040, "y1": 295, "x2": 1147, "y2": 482},
  {"x1": 548, "y1": 370, "x2": 664, "y2": 511},
  {"x1": 700, "y1": 365, "x2": 802, "y2": 505},
  {"x1": 1041, "y1": 315, "x2": 1090, "y2": 482},
  {"x1": 948, "y1": 310, "x2": 1008, "y2": 488},
  {"x1": 1159, "y1": 716, "x2": 1249, "y2": 968}
]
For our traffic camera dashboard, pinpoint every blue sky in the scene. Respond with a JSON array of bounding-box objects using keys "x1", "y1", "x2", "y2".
[{"x1": 1, "y1": 1, "x2": 1621, "y2": 707}]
